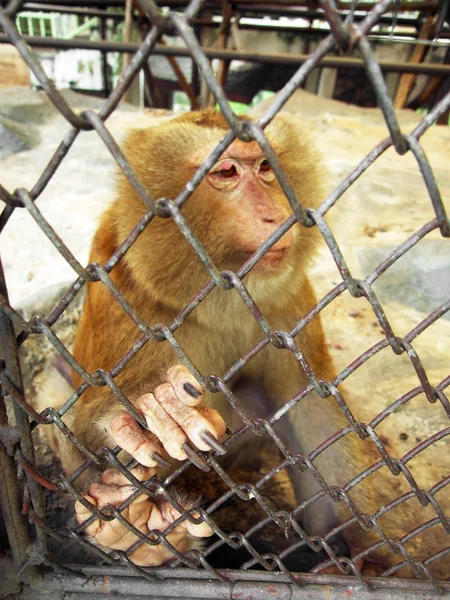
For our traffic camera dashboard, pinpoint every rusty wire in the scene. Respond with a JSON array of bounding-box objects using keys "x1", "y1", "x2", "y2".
[{"x1": 0, "y1": 0, "x2": 449, "y2": 594}]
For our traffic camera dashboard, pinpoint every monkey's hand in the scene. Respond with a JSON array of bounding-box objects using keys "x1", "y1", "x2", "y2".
[
  {"x1": 75, "y1": 466, "x2": 212, "y2": 566},
  {"x1": 106, "y1": 365, "x2": 227, "y2": 465}
]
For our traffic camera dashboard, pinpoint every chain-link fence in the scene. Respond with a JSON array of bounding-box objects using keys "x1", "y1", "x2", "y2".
[{"x1": 0, "y1": 0, "x2": 449, "y2": 597}]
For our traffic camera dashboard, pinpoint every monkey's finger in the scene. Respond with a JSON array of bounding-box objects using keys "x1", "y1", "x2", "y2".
[
  {"x1": 75, "y1": 494, "x2": 103, "y2": 536},
  {"x1": 136, "y1": 392, "x2": 188, "y2": 461},
  {"x1": 87, "y1": 481, "x2": 138, "y2": 508},
  {"x1": 94, "y1": 495, "x2": 153, "y2": 550},
  {"x1": 128, "y1": 529, "x2": 190, "y2": 566},
  {"x1": 154, "y1": 383, "x2": 219, "y2": 452},
  {"x1": 198, "y1": 406, "x2": 227, "y2": 438},
  {"x1": 161, "y1": 502, "x2": 213, "y2": 538},
  {"x1": 100, "y1": 466, "x2": 157, "y2": 487},
  {"x1": 94, "y1": 497, "x2": 186, "y2": 553},
  {"x1": 166, "y1": 365, "x2": 205, "y2": 407},
  {"x1": 128, "y1": 506, "x2": 211, "y2": 566},
  {"x1": 75, "y1": 490, "x2": 146, "y2": 546},
  {"x1": 109, "y1": 413, "x2": 163, "y2": 467}
]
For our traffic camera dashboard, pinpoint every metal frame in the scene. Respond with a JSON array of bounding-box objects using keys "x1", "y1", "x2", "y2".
[
  {"x1": 0, "y1": 0, "x2": 449, "y2": 597},
  {"x1": 2, "y1": 34, "x2": 450, "y2": 75},
  {"x1": 3, "y1": 0, "x2": 449, "y2": 102}
]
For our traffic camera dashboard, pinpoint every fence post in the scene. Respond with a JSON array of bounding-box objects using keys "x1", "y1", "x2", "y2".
[{"x1": 0, "y1": 257, "x2": 42, "y2": 585}]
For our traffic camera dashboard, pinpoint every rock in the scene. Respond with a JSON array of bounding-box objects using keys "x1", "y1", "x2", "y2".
[
  {"x1": 0, "y1": 87, "x2": 56, "y2": 123},
  {"x1": 0, "y1": 553, "x2": 22, "y2": 597},
  {"x1": 358, "y1": 240, "x2": 450, "y2": 320},
  {"x1": 0, "y1": 90, "x2": 172, "y2": 311},
  {"x1": 0, "y1": 113, "x2": 40, "y2": 159},
  {"x1": 59, "y1": 88, "x2": 140, "y2": 112},
  {"x1": 0, "y1": 87, "x2": 139, "y2": 125},
  {"x1": 251, "y1": 87, "x2": 422, "y2": 126}
]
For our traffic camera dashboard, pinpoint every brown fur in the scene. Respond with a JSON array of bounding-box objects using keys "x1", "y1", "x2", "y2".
[{"x1": 58, "y1": 110, "x2": 397, "y2": 572}]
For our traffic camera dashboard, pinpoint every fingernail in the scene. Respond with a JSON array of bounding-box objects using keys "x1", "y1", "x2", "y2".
[
  {"x1": 200, "y1": 430, "x2": 226, "y2": 456},
  {"x1": 182, "y1": 442, "x2": 210, "y2": 472},
  {"x1": 152, "y1": 452, "x2": 173, "y2": 469},
  {"x1": 183, "y1": 382, "x2": 202, "y2": 399}
]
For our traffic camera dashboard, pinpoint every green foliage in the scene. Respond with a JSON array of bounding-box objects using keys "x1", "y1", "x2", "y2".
[
  {"x1": 223, "y1": 101, "x2": 249, "y2": 115},
  {"x1": 211, "y1": 91, "x2": 277, "y2": 115}
]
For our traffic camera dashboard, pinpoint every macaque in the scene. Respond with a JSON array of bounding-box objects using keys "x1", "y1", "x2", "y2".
[{"x1": 54, "y1": 109, "x2": 382, "y2": 571}]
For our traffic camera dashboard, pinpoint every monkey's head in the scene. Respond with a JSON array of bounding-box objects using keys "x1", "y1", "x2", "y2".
[{"x1": 116, "y1": 110, "x2": 324, "y2": 306}]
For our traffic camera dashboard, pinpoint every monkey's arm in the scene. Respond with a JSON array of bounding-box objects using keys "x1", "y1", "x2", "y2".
[
  {"x1": 73, "y1": 365, "x2": 225, "y2": 565},
  {"x1": 96, "y1": 365, "x2": 226, "y2": 466}
]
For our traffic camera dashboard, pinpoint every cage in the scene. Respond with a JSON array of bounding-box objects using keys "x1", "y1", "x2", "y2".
[{"x1": 0, "y1": 1, "x2": 449, "y2": 598}]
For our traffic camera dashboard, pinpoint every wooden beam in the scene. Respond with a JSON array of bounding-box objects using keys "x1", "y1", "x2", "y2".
[
  {"x1": 142, "y1": 61, "x2": 163, "y2": 108},
  {"x1": 207, "y1": 0, "x2": 233, "y2": 106},
  {"x1": 160, "y1": 38, "x2": 200, "y2": 109},
  {"x1": 393, "y1": 15, "x2": 436, "y2": 109},
  {"x1": 216, "y1": 1, "x2": 233, "y2": 87}
]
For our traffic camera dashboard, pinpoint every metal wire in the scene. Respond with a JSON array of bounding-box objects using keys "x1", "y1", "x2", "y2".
[{"x1": 0, "y1": 0, "x2": 449, "y2": 595}]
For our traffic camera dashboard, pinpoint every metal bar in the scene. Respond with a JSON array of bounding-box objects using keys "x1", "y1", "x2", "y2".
[
  {"x1": 20, "y1": 4, "x2": 439, "y2": 28},
  {"x1": 5, "y1": 0, "x2": 25, "y2": 17},
  {"x1": 0, "y1": 393, "x2": 33, "y2": 573},
  {"x1": 0, "y1": 258, "x2": 42, "y2": 583},
  {"x1": 16, "y1": 0, "x2": 441, "y2": 10},
  {"x1": 21, "y1": 4, "x2": 126, "y2": 18},
  {"x1": 98, "y1": 15, "x2": 111, "y2": 98},
  {"x1": 28, "y1": 570, "x2": 450, "y2": 596},
  {"x1": 191, "y1": 23, "x2": 201, "y2": 98},
  {"x1": 191, "y1": 14, "x2": 429, "y2": 28},
  {"x1": 1, "y1": 34, "x2": 449, "y2": 75},
  {"x1": 187, "y1": 15, "x2": 450, "y2": 39}
]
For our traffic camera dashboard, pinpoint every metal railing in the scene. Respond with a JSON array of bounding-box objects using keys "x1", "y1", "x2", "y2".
[{"x1": 0, "y1": 0, "x2": 449, "y2": 597}]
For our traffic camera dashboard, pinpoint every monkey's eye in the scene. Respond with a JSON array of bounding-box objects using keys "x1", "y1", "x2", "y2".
[
  {"x1": 216, "y1": 165, "x2": 237, "y2": 178},
  {"x1": 259, "y1": 159, "x2": 271, "y2": 173},
  {"x1": 210, "y1": 161, "x2": 238, "y2": 180}
]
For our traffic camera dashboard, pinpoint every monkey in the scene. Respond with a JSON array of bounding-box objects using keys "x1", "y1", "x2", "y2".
[{"x1": 49, "y1": 109, "x2": 398, "y2": 573}]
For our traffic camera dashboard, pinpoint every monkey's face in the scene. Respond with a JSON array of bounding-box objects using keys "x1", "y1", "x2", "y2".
[
  {"x1": 117, "y1": 112, "x2": 323, "y2": 303},
  {"x1": 197, "y1": 139, "x2": 295, "y2": 273}
]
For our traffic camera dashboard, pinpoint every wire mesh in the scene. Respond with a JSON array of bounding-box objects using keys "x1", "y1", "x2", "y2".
[{"x1": 0, "y1": 0, "x2": 449, "y2": 595}]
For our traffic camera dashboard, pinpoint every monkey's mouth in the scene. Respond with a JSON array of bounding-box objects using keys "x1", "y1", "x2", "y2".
[
  {"x1": 242, "y1": 246, "x2": 289, "y2": 265},
  {"x1": 265, "y1": 248, "x2": 288, "y2": 256}
]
